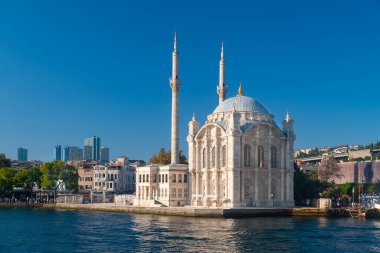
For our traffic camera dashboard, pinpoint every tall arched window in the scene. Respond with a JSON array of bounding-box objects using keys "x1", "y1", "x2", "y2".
[
  {"x1": 211, "y1": 147, "x2": 216, "y2": 167},
  {"x1": 221, "y1": 145, "x2": 226, "y2": 167},
  {"x1": 271, "y1": 146, "x2": 277, "y2": 168},
  {"x1": 202, "y1": 148, "x2": 206, "y2": 168},
  {"x1": 244, "y1": 144, "x2": 251, "y2": 167},
  {"x1": 258, "y1": 145, "x2": 264, "y2": 168}
]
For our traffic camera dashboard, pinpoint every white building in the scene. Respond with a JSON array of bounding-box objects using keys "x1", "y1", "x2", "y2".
[
  {"x1": 134, "y1": 34, "x2": 295, "y2": 208},
  {"x1": 93, "y1": 164, "x2": 136, "y2": 193},
  {"x1": 134, "y1": 34, "x2": 190, "y2": 207},
  {"x1": 134, "y1": 164, "x2": 189, "y2": 207},
  {"x1": 188, "y1": 43, "x2": 295, "y2": 208}
]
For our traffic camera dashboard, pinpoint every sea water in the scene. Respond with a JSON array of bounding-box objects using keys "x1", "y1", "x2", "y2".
[{"x1": 0, "y1": 207, "x2": 379, "y2": 252}]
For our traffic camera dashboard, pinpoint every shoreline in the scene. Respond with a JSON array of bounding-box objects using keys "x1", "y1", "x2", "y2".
[{"x1": 1, "y1": 203, "x2": 329, "y2": 218}]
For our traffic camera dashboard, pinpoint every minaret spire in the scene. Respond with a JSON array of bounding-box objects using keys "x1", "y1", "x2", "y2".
[
  {"x1": 170, "y1": 33, "x2": 181, "y2": 164},
  {"x1": 174, "y1": 32, "x2": 177, "y2": 51},
  {"x1": 217, "y1": 42, "x2": 228, "y2": 104}
]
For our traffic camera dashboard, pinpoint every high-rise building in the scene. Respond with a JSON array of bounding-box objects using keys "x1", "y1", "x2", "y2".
[
  {"x1": 83, "y1": 145, "x2": 92, "y2": 160},
  {"x1": 69, "y1": 146, "x2": 84, "y2": 161},
  {"x1": 54, "y1": 145, "x2": 62, "y2": 161},
  {"x1": 84, "y1": 136, "x2": 101, "y2": 161},
  {"x1": 17, "y1": 147, "x2": 28, "y2": 162},
  {"x1": 100, "y1": 147, "x2": 110, "y2": 162},
  {"x1": 63, "y1": 146, "x2": 70, "y2": 162}
]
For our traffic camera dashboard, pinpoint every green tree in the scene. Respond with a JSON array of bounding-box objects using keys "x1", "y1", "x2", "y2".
[
  {"x1": 40, "y1": 161, "x2": 79, "y2": 198},
  {"x1": 0, "y1": 167, "x2": 17, "y2": 195},
  {"x1": 0, "y1": 153, "x2": 11, "y2": 169},
  {"x1": 14, "y1": 167, "x2": 42, "y2": 202},
  {"x1": 294, "y1": 164, "x2": 327, "y2": 202},
  {"x1": 320, "y1": 183, "x2": 341, "y2": 198},
  {"x1": 149, "y1": 148, "x2": 188, "y2": 165}
]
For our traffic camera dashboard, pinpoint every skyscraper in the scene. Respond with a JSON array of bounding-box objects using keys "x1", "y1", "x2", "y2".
[
  {"x1": 69, "y1": 146, "x2": 83, "y2": 161},
  {"x1": 100, "y1": 147, "x2": 110, "y2": 162},
  {"x1": 63, "y1": 146, "x2": 70, "y2": 162},
  {"x1": 17, "y1": 147, "x2": 28, "y2": 162},
  {"x1": 83, "y1": 145, "x2": 92, "y2": 160},
  {"x1": 84, "y1": 136, "x2": 101, "y2": 161},
  {"x1": 54, "y1": 145, "x2": 62, "y2": 161}
]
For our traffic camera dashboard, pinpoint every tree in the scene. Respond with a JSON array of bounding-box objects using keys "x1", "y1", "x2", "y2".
[
  {"x1": 293, "y1": 163, "x2": 327, "y2": 203},
  {"x1": 320, "y1": 184, "x2": 341, "y2": 199},
  {"x1": 0, "y1": 153, "x2": 11, "y2": 169},
  {"x1": 318, "y1": 156, "x2": 342, "y2": 182},
  {"x1": 149, "y1": 148, "x2": 188, "y2": 165},
  {"x1": 14, "y1": 167, "x2": 42, "y2": 203},
  {"x1": 0, "y1": 167, "x2": 17, "y2": 195},
  {"x1": 40, "y1": 161, "x2": 79, "y2": 199}
]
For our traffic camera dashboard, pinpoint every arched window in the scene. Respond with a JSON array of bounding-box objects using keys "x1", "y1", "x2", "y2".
[
  {"x1": 244, "y1": 144, "x2": 251, "y2": 167},
  {"x1": 202, "y1": 148, "x2": 206, "y2": 168},
  {"x1": 221, "y1": 145, "x2": 226, "y2": 167},
  {"x1": 271, "y1": 146, "x2": 277, "y2": 168},
  {"x1": 211, "y1": 147, "x2": 216, "y2": 167},
  {"x1": 258, "y1": 145, "x2": 264, "y2": 168}
]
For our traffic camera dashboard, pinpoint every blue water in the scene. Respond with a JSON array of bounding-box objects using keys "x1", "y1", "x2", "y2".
[{"x1": 0, "y1": 207, "x2": 380, "y2": 253}]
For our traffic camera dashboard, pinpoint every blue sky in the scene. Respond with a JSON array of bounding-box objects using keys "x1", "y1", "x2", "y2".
[{"x1": 0, "y1": 1, "x2": 379, "y2": 162}]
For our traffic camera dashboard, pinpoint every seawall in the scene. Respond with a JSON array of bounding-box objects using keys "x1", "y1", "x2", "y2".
[{"x1": 0, "y1": 203, "x2": 330, "y2": 218}]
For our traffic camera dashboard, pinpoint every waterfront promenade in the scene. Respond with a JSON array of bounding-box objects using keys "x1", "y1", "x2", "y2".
[{"x1": 1, "y1": 202, "x2": 328, "y2": 218}]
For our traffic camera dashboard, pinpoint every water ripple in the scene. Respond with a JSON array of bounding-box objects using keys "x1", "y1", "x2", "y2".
[{"x1": 0, "y1": 208, "x2": 379, "y2": 253}]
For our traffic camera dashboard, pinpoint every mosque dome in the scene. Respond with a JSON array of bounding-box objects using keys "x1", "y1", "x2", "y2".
[{"x1": 213, "y1": 96, "x2": 270, "y2": 114}]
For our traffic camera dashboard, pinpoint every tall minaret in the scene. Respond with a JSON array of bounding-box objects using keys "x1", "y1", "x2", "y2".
[
  {"x1": 170, "y1": 33, "x2": 181, "y2": 164},
  {"x1": 217, "y1": 42, "x2": 228, "y2": 104}
]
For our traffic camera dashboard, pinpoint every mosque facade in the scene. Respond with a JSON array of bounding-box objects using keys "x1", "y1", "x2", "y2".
[{"x1": 134, "y1": 35, "x2": 295, "y2": 208}]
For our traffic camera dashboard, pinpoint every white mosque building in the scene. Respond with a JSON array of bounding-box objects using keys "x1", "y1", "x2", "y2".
[{"x1": 134, "y1": 34, "x2": 295, "y2": 208}]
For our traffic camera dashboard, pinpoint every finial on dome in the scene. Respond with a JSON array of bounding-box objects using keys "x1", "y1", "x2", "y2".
[
  {"x1": 237, "y1": 81, "x2": 243, "y2": 96},
  {"x1": 286, "y1": 111, "x2": 291, "y2": 122},
  {"x1": 192, "y1": 112, "x2": 196, "y2": 121}
]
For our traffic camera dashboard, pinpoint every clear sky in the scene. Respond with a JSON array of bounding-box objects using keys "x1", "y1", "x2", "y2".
[{"x1": 0, "y1": 1, "x2": 379, "y2": 162}]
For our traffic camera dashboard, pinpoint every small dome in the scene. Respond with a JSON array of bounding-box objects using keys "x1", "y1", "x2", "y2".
[{"x1": 213, "y1": 96, "x2": 269, "y2": 114}]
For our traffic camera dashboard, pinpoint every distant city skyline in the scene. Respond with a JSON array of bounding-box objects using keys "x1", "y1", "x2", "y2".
[{"x1": 0, "y1": 1, "x2": 379, "y2": 162}]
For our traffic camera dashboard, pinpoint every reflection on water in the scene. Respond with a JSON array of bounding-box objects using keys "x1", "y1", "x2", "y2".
[{"x1": 0, "y1": 208, "x2": 380, "y2": 253}]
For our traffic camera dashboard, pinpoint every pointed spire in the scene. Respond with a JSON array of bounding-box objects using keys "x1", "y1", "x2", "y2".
[
  {"x1": 192, "y1": 112, "x2": 196, "y2": 121},
  {"x1": 221, "y1": 41, "x2": 224, "y2": 60},
  {"x1": 217, "y1": 41, "x2": 228, "y2": 104},
  {"x1": 174, "y1": 32, "x2": 177, "y2": 52},
  {"x1": 286, "y1": 111, "x2": 291, "y2": 122},
  {"x1": 237, "y1": 81, "x2": 243, "y2": 96}
]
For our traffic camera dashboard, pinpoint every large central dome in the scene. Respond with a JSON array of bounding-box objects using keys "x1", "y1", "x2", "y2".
[{"x1": 213, "y1": 96, "x2": 269, "y2": 114}]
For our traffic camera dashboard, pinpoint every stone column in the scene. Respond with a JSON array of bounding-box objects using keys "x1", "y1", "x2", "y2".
[
  {"x1": 280, "y1": 170, "x2": 285, "y2": 201},
  {"x1": 255, "y1": 169, "x2": 259, "y2": 201}
]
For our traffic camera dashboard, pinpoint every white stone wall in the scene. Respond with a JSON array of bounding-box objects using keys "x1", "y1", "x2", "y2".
[{"x1": 189, "y1": 110, "x2": 295, "y2": 208}]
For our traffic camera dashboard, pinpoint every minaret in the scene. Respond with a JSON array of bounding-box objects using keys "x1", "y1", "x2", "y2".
[
  {"x1": 170, "y1": 33, "x2": 181, "y2": 164},
  {"x1": 217, "y1": 42, "x2": 228, "y2": 104}
]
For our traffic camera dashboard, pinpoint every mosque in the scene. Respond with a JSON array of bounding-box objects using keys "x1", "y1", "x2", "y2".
[{"x1": 134, "y1": 34, "x2": 295, "y2": 208}]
